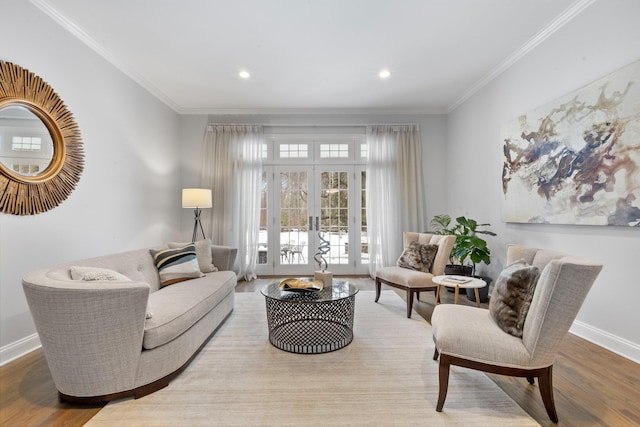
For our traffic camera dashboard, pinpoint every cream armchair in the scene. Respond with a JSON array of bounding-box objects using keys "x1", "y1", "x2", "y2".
[
  {"x1": 431, "y1": 244, "x2": 602, "y2": 422},
  {"x1": 375, "y1": 232, "x2": 455, "y2": 318}
]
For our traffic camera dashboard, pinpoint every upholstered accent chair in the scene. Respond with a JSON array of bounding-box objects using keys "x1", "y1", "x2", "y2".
[
  {"x1": 431, "y1": 244, "x2": 602, "y2": 422},
  {"x1": 375, "y1": 232, "x2": 456, "y2": 318}
]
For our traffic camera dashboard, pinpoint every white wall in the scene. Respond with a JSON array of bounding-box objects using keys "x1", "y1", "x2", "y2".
[
  {"x1": 0, "y1": 1, "x2": 182, "y2": 363},
  {"x1": 178, "y1": 115, "x2": 210, "y2": 240},
  {"x1": 447, "y1": 0, "x2": 640, "y2": 361}
]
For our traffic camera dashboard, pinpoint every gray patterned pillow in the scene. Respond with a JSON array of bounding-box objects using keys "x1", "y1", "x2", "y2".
[
  {"x1": 397, "y1": 241, "x2": 439, "y2": 273},
  {"x1": 489, "y1": 259, "x2": 540, "y2": 338}
]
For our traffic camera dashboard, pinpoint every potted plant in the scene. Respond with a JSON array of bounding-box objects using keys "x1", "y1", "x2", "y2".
[{"x1": 430, "y1": 214, "x2": 497, "y2": 302}]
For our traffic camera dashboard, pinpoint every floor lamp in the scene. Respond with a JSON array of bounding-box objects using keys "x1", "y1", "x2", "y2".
[{"x1": 182, "y1": 188, "x2": 212, "y2": 242}]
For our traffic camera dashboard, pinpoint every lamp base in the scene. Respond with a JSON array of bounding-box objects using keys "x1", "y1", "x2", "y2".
[{"x1": 192, "y1": 208, "x2": 206, "y2": 242}]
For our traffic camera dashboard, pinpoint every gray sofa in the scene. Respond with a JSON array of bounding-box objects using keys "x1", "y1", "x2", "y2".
[{"x1": 22, "y1": 244, "x2": 237, "y2": 403}]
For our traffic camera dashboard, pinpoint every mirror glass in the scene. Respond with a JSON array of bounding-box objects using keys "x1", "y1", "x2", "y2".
[{"x1": 0, "y1": 105, "x2": 54, "y2": 177}]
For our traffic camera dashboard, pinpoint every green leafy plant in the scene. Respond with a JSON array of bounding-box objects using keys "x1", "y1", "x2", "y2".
[{"x1": 430, "y1": 214, "x2": 497, "y2": 275}]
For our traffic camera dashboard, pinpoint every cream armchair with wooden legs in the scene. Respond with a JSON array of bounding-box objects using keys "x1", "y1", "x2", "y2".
[
  {"x1": 375, "y1": 232, "x2": 455, "y2": 318},
  {"x1": 431, "y1": 244, "x2": 602, "y2": 423}
]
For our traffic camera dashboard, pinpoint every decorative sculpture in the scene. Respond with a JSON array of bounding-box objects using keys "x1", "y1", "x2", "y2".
[
  {"x1": 313, "y1": 231, "x2": 332, "y2": 286},
  {"x1": 314, "y1": 231, "x2": 330, "y2": 272}
]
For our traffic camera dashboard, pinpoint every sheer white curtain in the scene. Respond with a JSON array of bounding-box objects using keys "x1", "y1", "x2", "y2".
[
  {"x1": 366, "y1": 125, "x2": 426, "y2": 277},
  {"x1": 201, "y1": 124, "x2": 263, "y2": 281}
]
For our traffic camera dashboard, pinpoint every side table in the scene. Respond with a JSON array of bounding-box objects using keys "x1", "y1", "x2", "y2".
[{"x1": 432, "y1": 275, "x2": 486, "y2": 308}]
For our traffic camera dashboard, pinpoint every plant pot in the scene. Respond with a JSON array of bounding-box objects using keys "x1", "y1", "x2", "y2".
[
  {"x1": 444, "y1": 265, "x2": 473, "y2": 276},
  {"x1": 466, "y1": 275, "x2": 492, "y2": 303},
  {"x1": 444, "y1": 265, "x2": 472, "y2": 292}
]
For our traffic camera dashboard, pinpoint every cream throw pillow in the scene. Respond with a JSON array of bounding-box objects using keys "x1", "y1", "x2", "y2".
[
  {"x1": 70, "y1": 266, "x2": 153, "y2": 319},
  {"x1": 70, "y1": 266, "x2": 131, "y2": 282},
  {"x1": 168, "y1": 239, "x2": 217, "y2": 273}
]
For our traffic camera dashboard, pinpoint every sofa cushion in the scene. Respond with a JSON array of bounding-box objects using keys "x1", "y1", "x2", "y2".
[
  {"x1": 376, "y1": 266, "x2": 435, "y2": 289},
  {"x1": 169, "y1": 239, "x2": 218, "y2": 273},
  {"x1": 150, "y1": 244, "x2": 204, "y2": 287},
  {"x1": 397, "y1": 241, "x2": 438, "y2": 273},
  {"x1": 142, "y1": 271, "x2": 236, "y2": 350},
  {"x1": 489, "y1": 259, "x2": 539, "y2": 338},
  {"x1": 432, "y1": 304, "x2": 533, "y2": 367}
]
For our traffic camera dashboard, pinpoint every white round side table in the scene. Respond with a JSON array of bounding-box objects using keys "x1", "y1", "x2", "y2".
[{"x1": 432, "y1": 275, "x2": 487, "y2": 308}]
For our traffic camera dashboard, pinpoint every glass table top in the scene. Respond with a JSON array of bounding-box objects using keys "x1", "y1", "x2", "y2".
[{"x1": 261, "y1": 279, "x2": 358, "y2": 302}]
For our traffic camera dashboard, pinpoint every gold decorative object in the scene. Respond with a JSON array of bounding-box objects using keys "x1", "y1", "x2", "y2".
[
  {"x1": 278, "y1": 278, "x2": 323, "y2": 292},
  {"x1": 0, "y1": 61, "x2": 84, "y2": 215}
]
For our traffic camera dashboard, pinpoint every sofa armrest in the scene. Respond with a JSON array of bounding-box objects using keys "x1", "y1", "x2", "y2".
[
  {"x1": 211, "y1": 245, "x2": 238, "y2": 271},
  {"x1": 22, "y1": 271, "x2": 150, "y2": 397}
]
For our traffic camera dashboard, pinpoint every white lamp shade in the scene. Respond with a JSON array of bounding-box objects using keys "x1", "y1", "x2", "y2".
[{"x1": 182, "y1": 188, "x2": 212, "y2": 208}]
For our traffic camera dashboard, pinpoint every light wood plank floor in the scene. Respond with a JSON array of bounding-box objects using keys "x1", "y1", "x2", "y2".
[{"x1": 1, "y1": 276, "x2": 638, "y2": 426}]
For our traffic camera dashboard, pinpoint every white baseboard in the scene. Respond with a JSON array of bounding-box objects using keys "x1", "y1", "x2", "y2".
[
  {"x1": 0, "y1": 333, "x2": 41, "y2": 366},
  {"x1": 570, "y1": 320, "x2": 640, "y2": 364}
]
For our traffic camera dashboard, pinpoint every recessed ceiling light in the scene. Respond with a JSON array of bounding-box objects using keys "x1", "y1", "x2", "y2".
[
  {"x1": 238, "y1": 70, "x2": 250, "y2": 79},
  {"x1": 379, "y1": 69, "x2": 391, "y2": 79}
]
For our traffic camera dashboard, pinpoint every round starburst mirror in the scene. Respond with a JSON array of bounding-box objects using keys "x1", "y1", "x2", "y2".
[{"x1": 0, "y1": 61, "x2": 84, "y2": 215}]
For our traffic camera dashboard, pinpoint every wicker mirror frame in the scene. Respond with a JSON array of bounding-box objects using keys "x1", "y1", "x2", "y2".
[{"x1": 0, "y1": 61, "x2": 84, "y2": 215}]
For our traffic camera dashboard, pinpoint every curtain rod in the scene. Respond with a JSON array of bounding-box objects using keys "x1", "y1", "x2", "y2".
[{"x1": 206, "y1": 123, "x2": 419, "y2": 127}]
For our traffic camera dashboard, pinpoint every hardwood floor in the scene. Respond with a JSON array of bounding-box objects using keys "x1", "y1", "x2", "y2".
[{"x1": 1, "y1": 276, "x2": 638, "y2": 426}]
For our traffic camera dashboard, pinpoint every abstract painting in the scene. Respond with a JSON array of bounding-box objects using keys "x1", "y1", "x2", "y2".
[{"x1": 501, "y1": 59, "x2": 640, "y2": 226}]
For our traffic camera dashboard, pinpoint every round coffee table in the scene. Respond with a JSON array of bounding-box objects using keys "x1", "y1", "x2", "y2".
[
  {"x1": 432, "y1": 275, "x2": 487, "y2": 307},
  {"x1": 261, "y1": 280, "x2": 358, "y2": 354}
]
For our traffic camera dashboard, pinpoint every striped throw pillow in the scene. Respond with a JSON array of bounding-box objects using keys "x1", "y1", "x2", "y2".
[{"x1": 150, "y1": 244, "x2": 204, "y2": 287}]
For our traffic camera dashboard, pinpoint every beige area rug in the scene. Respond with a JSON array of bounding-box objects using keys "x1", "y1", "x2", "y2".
[{"x1": 85, "y1": 291, "x2": 539, "y2": 427}]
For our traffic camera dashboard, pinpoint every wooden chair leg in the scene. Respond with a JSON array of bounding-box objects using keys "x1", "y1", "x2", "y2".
[
  {"x1": 436, "y1": 354, "x2": 451, "y2": 412},
  {"x1": 375, "y1": 278, "x2": 382, "y2": 302},
  {"x1": 406, "y1": 290, "x2": 414, "y2": 318},
  {"x1": 538, "y1": 366, "x2": 558, "y2": 423}
]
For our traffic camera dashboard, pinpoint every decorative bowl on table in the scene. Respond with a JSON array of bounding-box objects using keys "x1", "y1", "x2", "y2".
[{"x1": 278, "y1": 278, "x2": 324, "y2": 292}]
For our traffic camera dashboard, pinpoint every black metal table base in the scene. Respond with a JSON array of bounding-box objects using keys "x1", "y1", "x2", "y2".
[{"x1": 264, "y1": 291, "x2": 356, "y2": 354}]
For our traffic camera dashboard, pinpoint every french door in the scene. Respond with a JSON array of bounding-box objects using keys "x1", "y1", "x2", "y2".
[{"x1": 256, "y1": 164, "x2": 368, "y2": 276}]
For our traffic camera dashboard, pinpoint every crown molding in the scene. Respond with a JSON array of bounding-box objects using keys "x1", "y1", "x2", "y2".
[
  {"x1": 30, "y1": 0, "x2": 181, "y2": 112},
  {"x1": 446, "y1": 0, "x2": 597, "y2": 113}
]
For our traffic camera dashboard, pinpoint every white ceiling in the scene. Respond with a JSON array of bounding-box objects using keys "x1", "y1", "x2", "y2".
[{"x1": 33, "y1": 0, "x2": 590, "y2": 114}]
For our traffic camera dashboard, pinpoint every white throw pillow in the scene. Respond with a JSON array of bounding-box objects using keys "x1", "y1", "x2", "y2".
[
  {"x1": 69, "y1": 266, "x2": 153, "y2": 319},
  {"x1": 70, "y1": 266, "x2": 131, "y2": 282}
]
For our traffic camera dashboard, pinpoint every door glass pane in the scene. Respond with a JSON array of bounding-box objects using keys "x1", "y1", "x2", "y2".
[
  {"x1": 279, "y1": 143, "x2": 308, "y2": 158},
  {"x1": 360, "y1": 143, "x2": 368, "y2": 159},
  {"x1": 361, "y1": 170, "x2": 368, "y2": 264},
  {"x1": 258, "y1": 171, "x2": 268, "y2": 265},
  {"x1": 279, "y1": 171, "x2": 308, "y2": 265},
  {"x1": 319, "y1": 143, "x2": 349, "y2": 158},
  {"x1": 320, "y1": 171, "x2": 349, "y2": 264}
]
